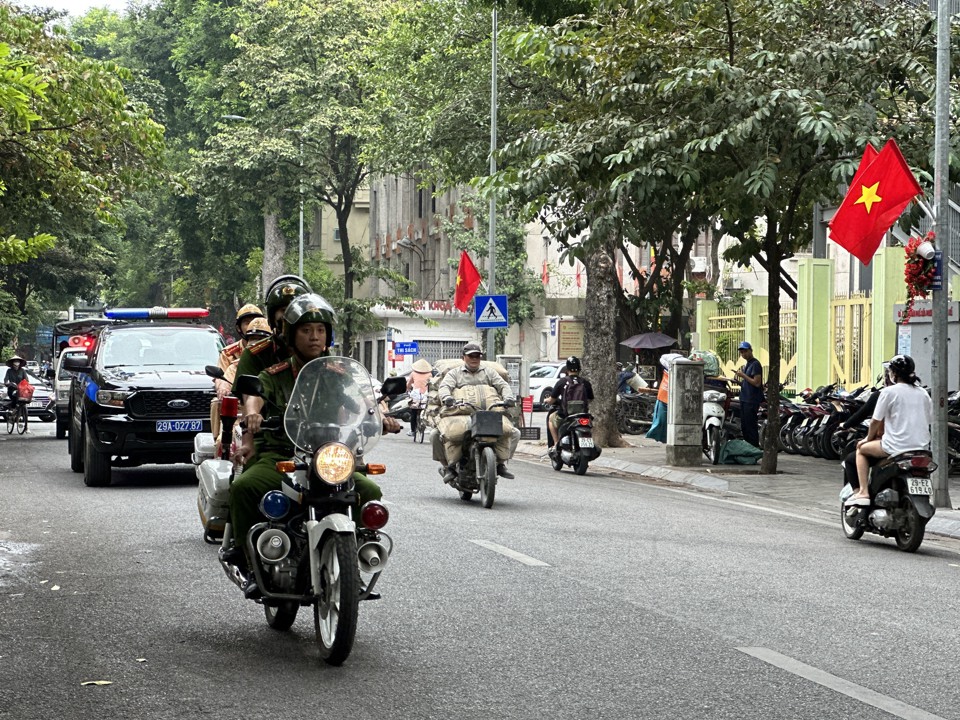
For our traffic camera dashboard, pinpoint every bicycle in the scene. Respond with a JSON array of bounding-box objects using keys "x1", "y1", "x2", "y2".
[{"x1": 3, "y1": 399, "x2": 28, "y2": 435}]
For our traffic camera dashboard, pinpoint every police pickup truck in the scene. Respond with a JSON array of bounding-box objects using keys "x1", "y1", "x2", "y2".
[{"x1": 64, "y1": 308, "x2": 222, "y2": 487}]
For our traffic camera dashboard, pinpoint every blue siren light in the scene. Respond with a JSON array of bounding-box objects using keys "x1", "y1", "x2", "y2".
[
  {"x1": 104, "y1": 307, "x2": 210, "y2": 320},
  {"x1": 259, "y1": 490, "x2": 291, "y2": 520}
]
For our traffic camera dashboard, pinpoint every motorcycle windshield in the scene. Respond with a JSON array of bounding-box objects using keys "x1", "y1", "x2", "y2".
[{"x1": 283, "y1": 356, "x2": 383, "y2": 455}]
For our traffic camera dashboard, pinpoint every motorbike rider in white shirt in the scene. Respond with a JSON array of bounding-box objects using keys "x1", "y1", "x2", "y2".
[{"x1": 845, "y1": 354, "x2": 932, "y2": 506}]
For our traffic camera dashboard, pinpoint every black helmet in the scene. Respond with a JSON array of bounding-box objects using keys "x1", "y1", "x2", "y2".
[
  {"x1": 565, "y1": 356, "x2": 582, "y2": 372},
  {"x1": 282, "y1": 293, "x2": 337, "y2": 352},
  {"x1": 265, "y1": 276, "x2": 312, "y2": 330},
  {"x1": 886, "y1": 354, "x2": 916, "y2": 380}
]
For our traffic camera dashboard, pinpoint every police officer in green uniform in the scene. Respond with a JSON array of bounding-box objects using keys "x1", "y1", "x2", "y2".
[
  {"x1": 231, "y1": 275, "x2": 311, "y2": 432},
  {"x1": 225, "y1": 293, "x2": 400, "y2": 598}
]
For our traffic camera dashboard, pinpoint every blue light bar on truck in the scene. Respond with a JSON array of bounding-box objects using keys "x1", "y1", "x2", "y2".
[{"x1": 104, "y1": 307, "x2": 210, "y2": 320}]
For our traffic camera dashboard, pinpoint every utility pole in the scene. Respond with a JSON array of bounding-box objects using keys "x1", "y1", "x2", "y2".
[
  {"x1": 297, "y1": 138, "x2": 304, "y2": 278},
  {"x1": 486, "y1": 7, "x2": 498, "y2": 360},
  {"x1": 931, "y1": 0, "x2": 951, "y2": 508}
]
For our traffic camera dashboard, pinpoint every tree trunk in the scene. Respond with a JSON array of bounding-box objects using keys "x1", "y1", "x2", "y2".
[
  {"x1": 761, "y1": 216, "x2": 781, "y2": 475},
  {"x1": 262, "y1": 212, "x2": 286, "y2": 295},
  {"x1": 337, "y1": 207, "x2": 356, "y2": 358},
  {"x1": 583, "y1": 233, "x2": 628, "y2": 448}
]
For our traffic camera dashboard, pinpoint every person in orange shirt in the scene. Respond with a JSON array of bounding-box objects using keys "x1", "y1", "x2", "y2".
[{"x1": 645, "y1": 352, "x2": 683, "y2": 443}]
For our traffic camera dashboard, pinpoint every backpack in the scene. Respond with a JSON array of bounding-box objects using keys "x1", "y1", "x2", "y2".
[{"x1": 561, "y1": 377, "x2": 589, "y2": 417}]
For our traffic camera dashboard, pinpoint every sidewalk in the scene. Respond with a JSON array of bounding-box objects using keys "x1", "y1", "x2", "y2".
[{"x1": 513, "y1": 414, "x2": 960, "y2": 541}]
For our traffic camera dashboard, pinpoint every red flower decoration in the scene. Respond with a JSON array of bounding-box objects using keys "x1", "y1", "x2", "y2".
[{"x1": 903, "y1": 231, "x2": 936, "y2": 323}]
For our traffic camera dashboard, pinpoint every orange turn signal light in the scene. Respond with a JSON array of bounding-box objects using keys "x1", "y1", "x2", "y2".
[
  {"x1": 275, "y1": 461, "x2": 296, "y2": 473},
  {"x1": 365, "y1": 464, "x2": 386, "y2": 475}
]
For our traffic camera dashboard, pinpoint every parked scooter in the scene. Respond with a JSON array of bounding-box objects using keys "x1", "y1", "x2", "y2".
[
  {"x1": 547, "y1": 404, "x2": 601, "y2": 475},
  {"x1": 840, "y1": 450, "x2": 937, "y2": 552},
  {"x1": 702, "y1": 388, "x2": 728, "y2": 464}
]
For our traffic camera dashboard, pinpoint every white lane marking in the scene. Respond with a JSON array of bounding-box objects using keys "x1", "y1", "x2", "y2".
[
  {"x1": 469, "y1": 540, "x2": 551, "y2": 567},
  {"x1": 738, "y1": 647, "x2": 946, "y2": 720},
  {"x1": 633, "y1": 482, "x2": 838, "y2": 528}
]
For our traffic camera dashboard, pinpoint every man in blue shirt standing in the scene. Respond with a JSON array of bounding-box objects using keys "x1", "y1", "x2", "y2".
[{"x1": 734, "y1": 341, "x2": 764, "y2": 448}]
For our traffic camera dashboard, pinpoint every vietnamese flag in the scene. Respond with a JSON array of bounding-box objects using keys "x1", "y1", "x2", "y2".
[
  {"x1": 453, "y1": 251, "x2": 481, "y2": 312},
  {"x1": 828, "y1": 139, "x2": 922, "y2": 265}
]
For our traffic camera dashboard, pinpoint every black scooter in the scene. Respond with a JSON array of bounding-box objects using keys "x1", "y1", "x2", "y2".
[
  {"x1": 840, "y1": 450, "x2": 937, "y2": 553},
  {"x1": 547, "y1": 402, "x2": 601, "y2": 475}
]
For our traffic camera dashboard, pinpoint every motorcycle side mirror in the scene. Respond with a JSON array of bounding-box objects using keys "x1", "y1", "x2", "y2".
[
  {"x1": 205, "y1": 365, "x2": 225, "y2": 380},
  {"x1": 234, "y1": 374, "x2": 264, "y2": 398},
  {"x1": 379, "y1": 376, "x2": 407, "y2": 399}
]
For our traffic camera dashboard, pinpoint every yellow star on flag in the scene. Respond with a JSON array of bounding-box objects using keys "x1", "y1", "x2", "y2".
[{"x1": 854, "y1": 182, "x2": 882, "y2": 214}]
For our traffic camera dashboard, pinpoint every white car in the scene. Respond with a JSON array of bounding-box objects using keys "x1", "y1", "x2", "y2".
[
  {"x1": 528, "y1": 362, "x2": 566, "y2": 408},
  {"x1": 54, "y1": 349, "x2": 89, "y2": 438}
]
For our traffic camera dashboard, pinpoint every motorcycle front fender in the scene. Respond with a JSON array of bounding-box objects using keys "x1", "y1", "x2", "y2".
[
  {"x1": 307, "y1": 513, "x2": 356, "y2": 595},
  {"x1": 703, "y1": 416, "x2": 722, "y2": 431},
  {"x1": 905, "y1": 493, "x2": 936, "y2": 521}
]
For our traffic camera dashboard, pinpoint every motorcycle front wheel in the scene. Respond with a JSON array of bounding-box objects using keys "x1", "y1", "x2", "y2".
[
  {"x1": 479, "y1": 446, "x2": 497, "y2": 509},
  {"x1": 265, "y1": 601, "x2": 299, "y2": 632},
  {"x1": 840, "y1": 502, "x2": 864, "y2": 540},
  {"x1": 314, "y1": 533, "x2": 360, "y2": 666},
  {"x1": 895, "y1": 502, "x2": 925, "y2": 553},
  {"x1": 704, "y1": 425, "x2": 722, "y2": 465}
]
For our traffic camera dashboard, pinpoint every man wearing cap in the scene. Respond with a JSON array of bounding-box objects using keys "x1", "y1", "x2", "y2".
[
  {"x1": 437, "y1": 343, "x2": 519, "y2": 481},
  {"x1": 734, "y1": 341, "x2": 763, "y2": 447}
]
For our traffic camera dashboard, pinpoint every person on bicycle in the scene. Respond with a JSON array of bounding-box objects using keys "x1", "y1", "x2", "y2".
[
  {"x1": 406, "y1": 358, "x2": 433, "y2": 437},
  {"x1": 4, "y1": 356, "x2": 27, "y2": 402}
]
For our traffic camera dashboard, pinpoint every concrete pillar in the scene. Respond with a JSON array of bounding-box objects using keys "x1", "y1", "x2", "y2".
[
  {"x1": 870, "y1": 247, "x2": 907, "y2": 375},
  {"x1": 666, "y1": 358, "x2": 705, "y2": 466},
  {"x1": 695, "y1": 299, "x2": 717, "y2": 350},
  {"x1": 796, "y1": 257, "x2": 833, "y2": 391}
]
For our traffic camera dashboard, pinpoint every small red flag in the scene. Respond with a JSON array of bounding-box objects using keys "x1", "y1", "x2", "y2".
[
  {"x1": 575, "y1": 262, "x2": 582, "y2": 288},
  {"x1": 541, "y1": 260, "x2": 549, "y2": 285},
  {"x1": 829, "y1": 139, "x2": 922, "y2": 265},
  {"x1": 453, "y1": 251, "x2": 481, "y2": 312}
]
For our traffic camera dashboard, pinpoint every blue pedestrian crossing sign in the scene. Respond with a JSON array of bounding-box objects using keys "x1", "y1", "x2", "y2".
[{"x1": 474, "y1": 294, "x2": 509, "y2": 329}]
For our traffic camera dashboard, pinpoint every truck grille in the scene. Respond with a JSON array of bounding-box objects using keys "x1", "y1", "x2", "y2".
[{"x1": 129, "y1": 390, "x2": 213, "y2": 418}]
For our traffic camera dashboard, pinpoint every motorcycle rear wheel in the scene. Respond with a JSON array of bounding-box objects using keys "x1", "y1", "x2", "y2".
[
  {"x1": 479, "y1": 446, "x2": 497, "y2": 509},
  {"x1": 265, "y1": 601, "x2": 299, "y2": 631},
  {"x1": 895, "y1": 502, "x2": 925, "y2": 553},
  {"x1": 314, "y1": 533, "x2": 360, "y2": 666},
  {"x1": 573, "y1": 451, "x2": 589, "y2": 476}
]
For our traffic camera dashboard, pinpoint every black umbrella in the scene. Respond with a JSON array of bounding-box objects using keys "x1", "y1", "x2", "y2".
[{"x1": 620, "y1": 332, "x2": 677, "y2": 350}]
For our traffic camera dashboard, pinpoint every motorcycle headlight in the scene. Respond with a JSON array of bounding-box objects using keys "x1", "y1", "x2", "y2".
[
  {"x1": 313, "y1": 443, "x2": 356, "y2": 485},
  {"x1": 96, "y1": 389, "x2": 131, "y2": 408}
]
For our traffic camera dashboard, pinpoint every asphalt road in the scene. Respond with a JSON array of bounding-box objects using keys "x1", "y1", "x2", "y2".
[{"x1": 3, "y1": 422, "x2": 960, "y2": 720}]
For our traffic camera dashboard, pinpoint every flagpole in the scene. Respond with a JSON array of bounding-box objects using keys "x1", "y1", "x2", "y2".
[{"x1": 930, "y1": 0, "x2": 951, "y2": 508}]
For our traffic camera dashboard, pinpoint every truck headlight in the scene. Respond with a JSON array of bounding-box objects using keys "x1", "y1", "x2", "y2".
[{"x1": 96, "y1": 390, "x2": 131, "y2": 408}]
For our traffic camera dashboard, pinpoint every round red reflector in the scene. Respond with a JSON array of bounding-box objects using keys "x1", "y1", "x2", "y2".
[
  {"x1": 360, "y1": 501, "x2": 389, "y2": 530},
  {"x1": 220, "y1": 396, "x2": 239, "y2": 418},
  {"x1": 578, "y1": 417, "x2": 590, "y2": 426}
]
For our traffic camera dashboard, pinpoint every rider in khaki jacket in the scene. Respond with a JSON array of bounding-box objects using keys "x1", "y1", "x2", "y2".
[{"x1": 436, "y1": 342, "x2": 519, "y2": 482}]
